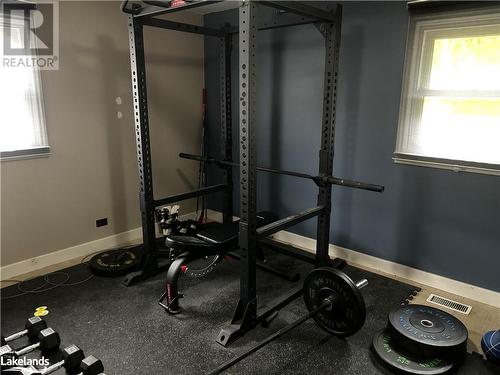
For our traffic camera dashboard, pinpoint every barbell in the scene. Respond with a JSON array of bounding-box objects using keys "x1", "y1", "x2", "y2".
[
  {"x1": 207, "y1": 267, "x2": 368, "y2": 374},
  {"x1": 179, "y1": 153, "x2": 384, "y2": 193}
]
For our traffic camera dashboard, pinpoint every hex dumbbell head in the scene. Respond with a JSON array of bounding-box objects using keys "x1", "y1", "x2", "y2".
[
  {"x1": 62, "y1": 345, "x2": 85, "y2": 371},
  {"x1": 38, "y1": 328, "x2": 60, "y2": 352},
  {"x1": 1, "y1": 317, "x2": 47, "y2": 346},
  {"x1": 25, "y1": 317, "x2": 48, "y2": 341},
  {"x1": 80, "y1": 355, "x2": 104, "y2": 375}
]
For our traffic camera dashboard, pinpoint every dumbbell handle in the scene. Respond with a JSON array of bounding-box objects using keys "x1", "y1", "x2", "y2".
[
  {"x1": 3, "y1": 329, "x2": 29, "y2": 342},
  {"x1": 1, "y1": 364, "x2": 97, "y2": 375},
  {"x1": 2, "y1": 318, "x2": 47, "y2": 346},
  {"x1": 0, "y1": 343, "x2": 38, "y2": 360},
  {"x1": 40, "y1": 359, "x2": 66, "y2": 374},
  {"x1": 2, "y1": 365, "x2": 69, "y2": 375},
  {"x1": 208, "y1": 278, "x2": 368, "y2": 375},
  {"x1": 39, "y1": 362, "x2": 93, "y2": 375},
  {"x1": 16, "y1": 342, "x2": 41, "y2": 356},
  {"x1": 15, "y1": 330, "x2": 60, "y2": 357}
]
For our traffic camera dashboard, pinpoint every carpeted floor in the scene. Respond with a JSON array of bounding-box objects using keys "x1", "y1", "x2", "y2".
[{"x1": 1, "y1": 251, "x2": 499, "y2": 375}]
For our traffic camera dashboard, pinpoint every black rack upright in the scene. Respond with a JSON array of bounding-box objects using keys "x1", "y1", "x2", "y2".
[
  {"x1": 122, "y1": 1, "x2": 234, "y2": 285},
  {"x1": 122, "y1": 0, "x2": 350, "y2": 345},
  {"x1": 216, "y1": 1, "x2": 344, "y2": 346}
]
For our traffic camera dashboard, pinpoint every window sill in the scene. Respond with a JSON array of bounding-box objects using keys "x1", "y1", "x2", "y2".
[
  {"x1": 393, "y1": 154, "x2": 500, "y2": 177},
  {"x1": 1, "y1": 147, "x2": 51, "y2": 162}
]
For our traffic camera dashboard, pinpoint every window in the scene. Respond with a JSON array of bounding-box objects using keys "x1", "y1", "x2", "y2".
[
  {"x1": 395, "y1": 7, "x2": 500, "y2": 175},
  {"x1": 0, "y1": 14, "x2": 49, "y2": 160}
]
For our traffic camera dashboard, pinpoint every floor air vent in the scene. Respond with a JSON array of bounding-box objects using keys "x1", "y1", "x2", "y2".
[{"x1": 426, "y1": 294, "x2": 472, "y2": 315}]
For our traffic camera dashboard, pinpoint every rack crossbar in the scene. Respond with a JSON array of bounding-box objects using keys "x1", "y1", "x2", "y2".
[
  {"x1": 142, "y1": 11, "x2": 318, "y2": 36},
  {"x1": 260, "y1": 238, "x2": 316, "y2": 264},
  {"x1": 125, "y1": 1, "x2": 333, "y2": 30},
  {"x1": 134, "y1": 0, "x2": 222, "y2": 19},
  {"x1": 257, "y1": 206, "x2": 324, "y2": 238},
  {"x1": 154, "y1": 184, "x2": 226, "y2": 206},
  {"x1": 140, "y1": 17, "x2": 225, "y2": 37},
  {"x1": 226, "y1": 12, "x2": 319, "y2": 34},
  {"x1": 261, "y1": 1, "x2": 336, "y2": 22}
]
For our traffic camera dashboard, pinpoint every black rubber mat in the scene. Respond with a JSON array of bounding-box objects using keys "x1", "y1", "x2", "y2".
[{"x1": 1, "y1": 252, "x2": 498, "y2": 375}]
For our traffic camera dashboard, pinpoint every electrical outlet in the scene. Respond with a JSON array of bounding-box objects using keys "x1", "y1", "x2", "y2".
[{"x1": 96, "y1": 218, "x2": 108, "y2": 227}]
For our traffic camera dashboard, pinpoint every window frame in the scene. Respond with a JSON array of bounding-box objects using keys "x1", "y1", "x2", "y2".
[
  {"x1": 0, "y1": 11, "x2": 50, "y2": 161},
  {"x1": 395, "y1": 6, "x2": 500, "y2": 176}
]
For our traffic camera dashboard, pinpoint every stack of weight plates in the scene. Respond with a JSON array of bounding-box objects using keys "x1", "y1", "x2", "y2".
[{"x1": 372, "y1": 304, "x2": 468, "y2": 374}]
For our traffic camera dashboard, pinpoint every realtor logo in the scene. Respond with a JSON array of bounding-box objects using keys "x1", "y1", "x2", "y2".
[{"x1": 1, "y1": 0, "x2": 59, "y2": 69}]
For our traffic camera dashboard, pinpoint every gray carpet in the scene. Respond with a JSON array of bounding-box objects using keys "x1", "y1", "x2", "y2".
[{"x1": 1, "y1": 251, "x2": 498, "y2": 375}]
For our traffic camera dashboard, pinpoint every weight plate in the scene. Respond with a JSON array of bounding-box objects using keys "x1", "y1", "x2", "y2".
[
  {"x1": 388, "y1": 304, "x2": 468, "y2": 360},
  {"x1": 372, "y1": 329, "x2": 455, "y2": 374},
  {"x1": 184, "y1": 254, "x2": 222, "y2": 278},
  {"x1": 303, "y1": 267, "x2": 365, "y2": 337},
  {"x1": 88, "y1": 248, "x2": 141, "y2": 277}
]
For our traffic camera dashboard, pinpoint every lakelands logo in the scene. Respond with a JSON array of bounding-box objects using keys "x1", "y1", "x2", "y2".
[
  {"x1": 0, "y1": 355, "x2": 50, "y2": 367},
  {"x1": 1, "y1": 0, "x2": 59, "y2": 69}
]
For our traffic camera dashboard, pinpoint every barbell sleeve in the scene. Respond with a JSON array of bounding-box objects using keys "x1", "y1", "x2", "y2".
[
  {"x1": 356, "y1": 279, "x2": 369, "y2": 289},
  {"x1": 324, "y1": 177, "x2": 385, "y2": 192}
]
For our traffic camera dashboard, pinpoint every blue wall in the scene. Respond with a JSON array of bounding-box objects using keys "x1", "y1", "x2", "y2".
[{"x1": 204, "y1": 2, "x2": 500, "y2": 292}]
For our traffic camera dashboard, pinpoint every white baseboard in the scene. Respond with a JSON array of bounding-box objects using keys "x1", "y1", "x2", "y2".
[
  {"x1": 0, "y1": 227, "x2": 143, "y2": 281},
  {"x1": 206, "y1": 209, "x2": 500, "y2": 308},
  {"x1": 3, "y1": 209, "x2": 498, "y2": 308},
  {"x1": 271, "y1": 230, "x2": 500, "y2": 308},
  {"x1": 0, "y1": 210, "x2": 198, "y2": 281}
]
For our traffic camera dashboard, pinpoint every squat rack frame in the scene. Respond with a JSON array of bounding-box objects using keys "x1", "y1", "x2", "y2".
[{"x1": 122, "y1": 0, "x2": 349, "y2": 345}]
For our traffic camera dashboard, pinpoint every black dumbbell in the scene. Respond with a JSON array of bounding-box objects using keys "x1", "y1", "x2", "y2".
[
  {"x1": 8, "y1": 355, "x2": 106, "y2": 375},
  {"x1": 78, "y1": 355, "x2": 105, "y2": 375},
  {"x1": 40, "y1": 345, "x2": 85, "y2": 374},
  {"x1": 1, "y1": 328, "x2": 60, "y2": 370},
  {"x1": 1, "y1": 347, "x2": 96, "y2": 375},
  {"x1": 1, "y1": 317, "x2": 47, "y2": 346}
]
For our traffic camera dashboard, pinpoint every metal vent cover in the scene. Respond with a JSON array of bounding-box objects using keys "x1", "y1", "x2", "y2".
[{"x1": 426, "y1": 294, "x2": 472, "y2": 315}]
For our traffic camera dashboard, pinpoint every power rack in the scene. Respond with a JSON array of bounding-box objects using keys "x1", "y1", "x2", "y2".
[{"x1": 121, "y1": 0, "x2": 384, "y2": 346}]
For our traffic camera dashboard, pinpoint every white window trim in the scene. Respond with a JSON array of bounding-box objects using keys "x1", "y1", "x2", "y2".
[
  {"x1": 0, "y1": 11, "x2": 50, "y2": 161},
  {"x1": 393, "y1": 155, "x2": 500, "y2": 177},
  {"x1": 395, "y1": 6, "x2": 500, "y2": 176}
]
